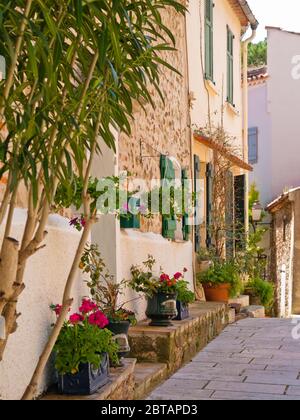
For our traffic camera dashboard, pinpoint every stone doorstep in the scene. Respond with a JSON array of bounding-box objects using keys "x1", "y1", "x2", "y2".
[
  {"x1": 42, "y1": 358, "x2": 136, "y2": 401},
  {"x1": 228, "y1": 295, "x2": 250, "y2": 308},
  {"x1": 134, "y1": 362, "x2": 168, "y2": 400}
]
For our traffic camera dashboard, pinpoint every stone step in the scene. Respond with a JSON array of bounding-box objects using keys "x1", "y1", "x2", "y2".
[
  {"x1": 134, "y1": 363, "x2": 168, "y2": 400},
  {"x1": 241, "y1": 305, "x2": 266, "y2": 318},
  {"x1": 228, "y1": 295, "x2": 250, "y2": 308},
  {"x1": 128, "y1": 302, "x2": 228, "y2": 374}
]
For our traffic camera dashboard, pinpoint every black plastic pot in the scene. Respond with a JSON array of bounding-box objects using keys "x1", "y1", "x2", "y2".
[
  {"x1": 175, "y1": 301, "x2": 190, "y2": 321},
  {"x1": 146, "y1": 292, "x2": 177, "y2": 327},
  {"x1": 57, "y1": 353, "x2": 109, "y2": 395},
  {"x1": 107, "y1": 320, "x2": 130, "y2": 336}
]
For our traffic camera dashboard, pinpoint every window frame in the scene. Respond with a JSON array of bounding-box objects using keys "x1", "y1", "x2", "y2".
[
  {"x1": 248, "y1": 127, "x2": 259, "y2": 164},
  {"x1": 227, "y1": 25, "x2": 234, "y2": 105},
  {"x1": 205, "y1": 0, "x2": 214, "y2": 82}
]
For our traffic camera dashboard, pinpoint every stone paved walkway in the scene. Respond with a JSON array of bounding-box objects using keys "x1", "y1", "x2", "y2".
[{"x1": 149, "y1": 318, "x2": 300, "y2": 400}]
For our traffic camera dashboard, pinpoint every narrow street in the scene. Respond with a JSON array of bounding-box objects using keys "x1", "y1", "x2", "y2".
[{"x1": 149, "y1": 318, "x2": 300, "y2": 400}]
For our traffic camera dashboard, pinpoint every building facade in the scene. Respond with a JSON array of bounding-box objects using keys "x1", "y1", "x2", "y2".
[
  {"x1": 186, "y1": 0, "x2": 256, "y2": 259},
  {"x1": 267, "y1": 188, "x2": 300, "y2": 317},
  {"x1": 249, "y1": 27, "x2": 300, "y2": 207}
]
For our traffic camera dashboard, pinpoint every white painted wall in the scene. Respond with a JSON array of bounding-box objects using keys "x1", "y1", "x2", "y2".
[
  {"x1": 268, "y1": 28, "x2": 300, "y2": 201},
  {"x1": 0, "y1": 209, "x2": 88, "y2": 400},
  {"x1": 186, "y1": 0, "x2": 244, "y2": 150},
  {"x1": 120, "y1": 230, "x2": 194, "y2": 321},
  {"x1": 248, "y1": 82, "x2": 272, "y2": 206},
  {"x1": 250, "y1": 28, "x2": 300, "y2": 207}
]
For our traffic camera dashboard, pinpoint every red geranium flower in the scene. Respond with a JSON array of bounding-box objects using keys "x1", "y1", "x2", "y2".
[
  {"x1": 69, "y1": 313, "x2": 84, "y2": 325},
  {"x1": 88, "y1": 310, "x2": 109, "y2": 329},
  {"x1": 174, "y1": 272, "x2": 182, "y2": 280},
  {"x1": 79, "y1": 299, "x2": 98, "y2": 314},
  {"x1": 160, "y1": 274, "x2": 170, "y2": 282}
]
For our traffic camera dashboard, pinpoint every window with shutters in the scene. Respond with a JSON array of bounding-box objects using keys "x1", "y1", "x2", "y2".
[
  {"x1": 205, "y1": 0, "x2": 214, "y2": 81},
  {"x1": 248, "y1": 127, "x2": 258, "y2": 164},
  {"x1": 160, "y1": 155, "x2": 176, "y2": 240},
  {"x1": 227, "y1": 26, "x2": 234, "y2": 105},
  {"x1": 206, "y1": 163, "x2": 213, "y2": 248}
]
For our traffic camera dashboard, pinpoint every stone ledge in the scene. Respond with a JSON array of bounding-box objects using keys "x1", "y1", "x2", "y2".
[
  {"x1": 42, "y1": 358, "x2": 136, "y2": 400},
  {"x1": 228, "y1": 295, "x2": 250, "y2": 308},
  {"x1": 129, "y1": 302, "x2": 228, "y2": 375},
  {"x1": 134, "y1": 363, "x2": 168, "y2": 400}
]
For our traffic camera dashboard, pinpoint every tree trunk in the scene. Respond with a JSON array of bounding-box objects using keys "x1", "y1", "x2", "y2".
[{"x1": 0, "y1": 238, "x2": 19, "y2": 315}]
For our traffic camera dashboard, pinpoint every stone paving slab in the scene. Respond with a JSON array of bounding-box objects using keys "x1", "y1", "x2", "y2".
[{"x1": 148, "y1": 319, "x2": 300, "y2": 400}]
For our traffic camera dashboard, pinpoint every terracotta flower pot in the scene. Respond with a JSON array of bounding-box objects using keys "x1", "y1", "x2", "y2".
[{"x1": 202, "y1": 283, "x2": 231, "y2": 302}]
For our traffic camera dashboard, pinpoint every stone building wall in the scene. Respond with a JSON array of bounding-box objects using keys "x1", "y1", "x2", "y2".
[
  {"x1": 118, "y1": 4, "x2": 191, "y2": 234},
  {"x1": 270, "y1": 203, "x2": 293, "y2": 317}
]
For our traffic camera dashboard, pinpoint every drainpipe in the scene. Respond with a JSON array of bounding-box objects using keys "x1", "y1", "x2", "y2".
[{"x1": 241, "y1": 24, "x2": 257, "y2": 233}]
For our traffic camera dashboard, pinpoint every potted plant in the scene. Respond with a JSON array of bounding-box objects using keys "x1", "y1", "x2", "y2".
[
  {"x1": 80, "y1": 244, "x2": 137, "y2": 335},
  {"x1": 51, "y1": 299, "x2": 119, "y2": 395},
  {"x1": 245, "y1": 277, "x2": 274, "y2": 309},
  {"x1": 197, "y1": 248, "x2": 214, "y2": 273},
  {"x1": 197, "y1": 260, "x2": 242, "y2": 302},
  {"x1": 175, "y1": 276, "x2": 195, "y2": 320},
  {"x1": 129, "y1": 256, "x2": 188, "y2": 326}
]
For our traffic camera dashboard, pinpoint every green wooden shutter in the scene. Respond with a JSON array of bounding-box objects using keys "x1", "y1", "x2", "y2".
[
  {"x1": 227, "y1": 26, "x2": 234, "y2": 104},
  {"x1": 205, "y1": 0, "x2": 214, "y2": 81},
  {"x1": 161, "y1": 155, "x2": 176, "y2": 240},
  {"x1": 234, "y1": 174, "x2": 246, "y2": 250},
  {"x1": 182, "y1": 168, "x2": 191, "y2": 241},
  {"x1": 206, "y1": 162, "x2": 213, "y2": 248},
  {"x1": 194, "y1": 155, "x2": 201, "y2": 252},
  {"x1": 225, "y1": 170, "x2": 234, "y2": 259},
  {"x1": 120, "y1": 197, "x2": 141, "y2": 229}
]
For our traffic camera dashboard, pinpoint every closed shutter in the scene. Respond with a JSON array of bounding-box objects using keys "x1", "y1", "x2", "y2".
[
  {"x1": 182, "y1": 168, "x2": 191, "y2": 241},
  {"x1": 194, "y1": 156, "x2": 201, "y2": 252},
  {"x1": 227, "y1": 26, "x2": 234, "y2": 105},
  {"x1": 205, "y1": 0, "x2": 214, "y2": 81},
  {"x1": 161, "y1": 155, "x2": 176, "y2": 240},
  {"x1": 206, "y1": 162, "x2": 213, "y2": 248},
  {"x1": 248, "y1": 127, "x2": 258, "y2": 164},
  {"x1": 225, "y1": 170, "x2": 234, "y2": 259},
  {"x1": 234, "y1": 174, "x2": 246, "y2": 250}
]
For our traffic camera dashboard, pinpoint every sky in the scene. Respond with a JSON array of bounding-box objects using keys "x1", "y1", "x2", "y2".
[{"x1": 246, "y1": 0, "x2": 300, "y2": 42}]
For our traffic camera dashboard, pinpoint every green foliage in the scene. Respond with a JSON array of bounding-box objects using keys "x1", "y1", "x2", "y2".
[
  {"x1": 80, "y1": 244, "x2": 137, "y2": 325},
  {"x1": 247, "y1": 277, "x2": 274, "y2": 309},
  {"x1": 176, "y1": 280, "x2": 195, "y2": 304},
  {"x1": 197, "y1": 261, "x2": 242, "y2": 298},
  {"x1": 249, "y1": 183, "x2": 260, "y2": 217},
  {"x1": 0, "y1": 0, "x2": 186, "y2": 209},
  {"x1": 54, "y1": 320, "x2": 119, "y2": 375},
  {"x1": 129, "y1": 255, "x2": 162, "y2": 297},
  {"x1": 248, "y1": 40, "x2": 267, "y2": 67}
]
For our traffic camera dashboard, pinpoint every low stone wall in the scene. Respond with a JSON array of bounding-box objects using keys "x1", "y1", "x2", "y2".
[{"x1": 129, "y1": 302, "x2": 228, "y2": 374}]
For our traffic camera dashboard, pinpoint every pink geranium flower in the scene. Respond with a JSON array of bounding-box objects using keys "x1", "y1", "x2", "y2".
[
  {"x1": 88, "y1": 310, "x2": 109, "y2": 329},
  {"x1": 69, "y1": 313, "x2": 84, "y2": 325},
  {"x1": 174, "y1": 272, "x2": 182, "y2": 280},
  {"x1": 79, "y1": 299, "x2": 98, "y2": 314}
]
